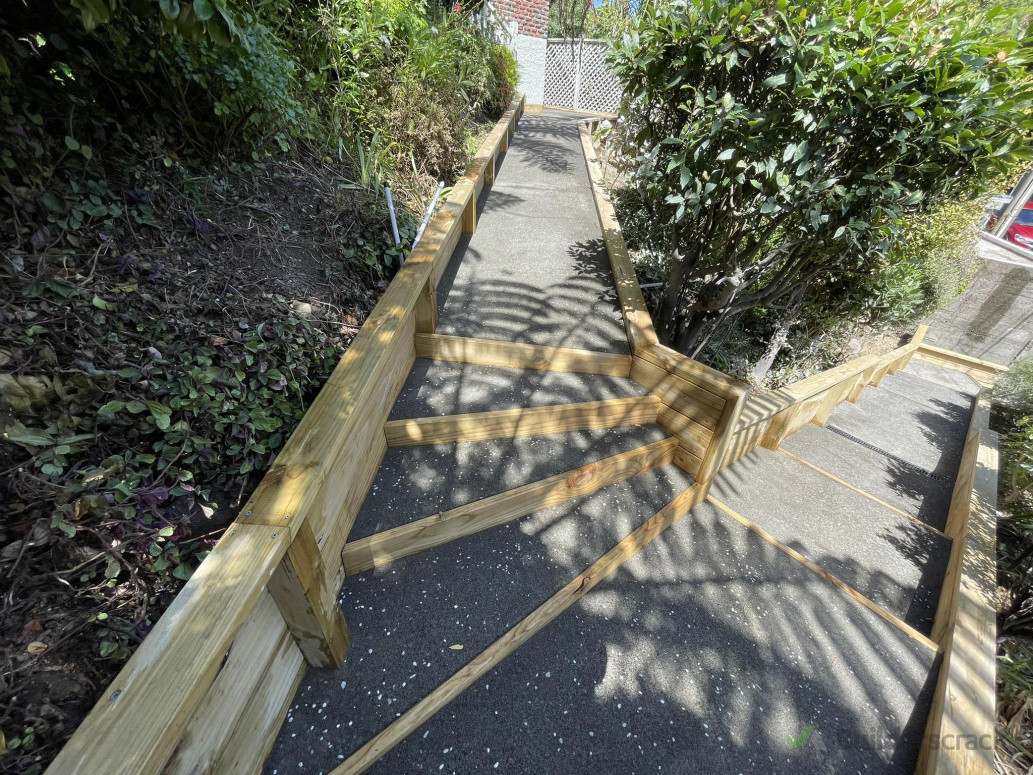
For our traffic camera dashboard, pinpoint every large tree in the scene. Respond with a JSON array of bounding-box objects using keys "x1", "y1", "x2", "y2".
[{"x1": 609, "y1": 0, "x2": 1033, "y2": 356}]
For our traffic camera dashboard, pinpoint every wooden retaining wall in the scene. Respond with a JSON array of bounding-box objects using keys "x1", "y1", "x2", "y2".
[{"x1": 47, "y1": 94, "x2": 527, "y2": 775}]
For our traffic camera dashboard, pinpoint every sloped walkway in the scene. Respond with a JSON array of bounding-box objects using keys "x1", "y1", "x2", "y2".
[
  {"x1": 923, "y1": 257, "x2": 1033, "y2": 364},
  {"x1": 264, "y1": 112, "x2": 976, "y2": 775}
]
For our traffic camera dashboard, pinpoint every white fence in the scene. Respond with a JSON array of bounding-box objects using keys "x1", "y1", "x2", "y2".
[{"x1": 544, "y1": 39, "x2": 623, "y2": 114}]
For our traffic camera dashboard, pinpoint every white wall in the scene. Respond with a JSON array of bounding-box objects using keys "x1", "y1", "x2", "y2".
[{"x1": 512, "y1": 32, "x2": 547, "y2": 105}]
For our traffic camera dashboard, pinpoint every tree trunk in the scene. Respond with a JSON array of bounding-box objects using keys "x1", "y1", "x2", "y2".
[
  {"x1": 658, "y1": 258, "x2": 688, "y2": 342},
  {"x1": 750, "y1": 286, "x2": 805, "y2": 383}
]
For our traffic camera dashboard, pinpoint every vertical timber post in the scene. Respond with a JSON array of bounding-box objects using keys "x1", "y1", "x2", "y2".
[{"x1": 267, "y1": 521, "x2": 351, "y2": 669}]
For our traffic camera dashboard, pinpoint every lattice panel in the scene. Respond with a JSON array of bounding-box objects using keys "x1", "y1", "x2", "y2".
[
  {"x1": 544, "y1": 40, "x2": 579, "y2": 109},
  {"x1": 577, "y1": 41, "x2": 622, "y2": 113},
  {"x1": 544, "y1": 39, "x2": 623, "y2": 114}
]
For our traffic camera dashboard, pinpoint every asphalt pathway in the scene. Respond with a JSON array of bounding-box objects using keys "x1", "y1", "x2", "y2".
[{"x1": 264, "y1": 112, "x2": 974, "y2": 775}]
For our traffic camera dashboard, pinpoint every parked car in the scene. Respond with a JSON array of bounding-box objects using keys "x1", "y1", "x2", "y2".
[{"x1": 1007, "y1": 202, "x2": 1033, "y2": 249}]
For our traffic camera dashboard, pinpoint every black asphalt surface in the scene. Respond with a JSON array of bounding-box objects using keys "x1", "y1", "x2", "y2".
[
  {"x1": 264, "y1": 114, "x2": 967, "y2": 775},
  {"x1": 434, "y1": 111, "x2": 629, "y2": 353}
]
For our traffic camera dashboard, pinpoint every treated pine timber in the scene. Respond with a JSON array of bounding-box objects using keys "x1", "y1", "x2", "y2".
[
  {"x1": 342, "y1": 437, "x2": 678, "y2": 575},
  {"x1": 161, "y1": 591, "x2": 292, "y2": 775},
  {"x1": 383, "y1": 395, "x2": 660, "y2": 447},
  {"x1": 918, "y1": 401, "x2": 998, "y2": 775},
  {"x1": 330, "y1": 481, "x2": 708, "y2": 775},
  {"x1": 707, "y1": 496, "x2": 941, "y2": 654},
  {"x1": 695, "y1": 381, "x2": 751, "y2": 483},
  {"x1": 267, "y1": 521, "x2": 351, "y2": 668},
  {"x1": 915, "y1": 343, "x2": 1007, "y2": 387},
  {"x1": 630, "y1": 357, "x2": 722, "y2": 430},
  {"x1": 578, "y1": 120, "x2": 659, "y2": 353},
  {"x1": 212, "y1": 636, "x2": 306, "y2": 775},
  {"x1": 635, "y1": 343, "x2": 745, "y2": 399},
  {"x1": 414, "y1": 333, "x2": 633, "y2": 376},
  {"x1": 654, "y1": 404, "x2": 713, "y2": 460},
  {"x1": 45, "y1": 525, "x2": 290, "y2": 775}
]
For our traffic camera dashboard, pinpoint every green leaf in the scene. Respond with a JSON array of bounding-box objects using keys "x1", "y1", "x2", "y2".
[
  {"x1": 64, "y1": 136, "x2": 80, "y2": 151},
  {"x1": 193, "y1": 0, "x2": 214, "y2": 20},
  {"x1": 92, "y1": 295, "x2": 110, "y2": 310},
  {"x1": 716, "y1": 148, "x2": 735, "y2": 161},
  {"x1": 173, "y1": 563, "x2": 193, "y2": 581},
  {"x1": 98, "y1": 400, "x2": 125, "y2": 415},
  {"x1": 125, "y1": 401, "x2": 147, "y2": 414},
  {"x1": 159, "y1": 0, "x2": 181, "y2": 19},
  {"x1": 104, "y1": 558, "x2": 121, "y2": 579}
]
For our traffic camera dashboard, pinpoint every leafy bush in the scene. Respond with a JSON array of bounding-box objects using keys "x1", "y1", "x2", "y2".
[
  {"x1": 997, "y1": 359, "x2": 1033, "y2": 417},
  {"x1": 609, "y1": 0, "x2": 1033, "y2": 356}
]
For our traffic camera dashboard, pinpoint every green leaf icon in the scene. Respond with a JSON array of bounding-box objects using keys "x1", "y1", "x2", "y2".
[{"x1": 787, "y1": 725, "x2": 814, "y2": 750}]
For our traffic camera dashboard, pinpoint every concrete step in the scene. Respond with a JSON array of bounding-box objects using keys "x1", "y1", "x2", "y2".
[
  {"x1": 709, "y1": 446, "x2": 951, "y2": 634},
  {"x1": 781, "y1": 424, "x2": 953, "y2": 532},
  {"x1": 364, "y1": 499, "x2": 939, "y2": 775},
  {"x1": 825, "y1": 368, "x2": 974, "y2": 480},
  {"x1": 390, "y1": 358, "x2": 649, "y2": 419},
  {"x1": 268, "y1": 463, "x2": 696, "y2": 773},
  {"x1": 349, "y1": 424, "x2": 671, "y2": 541}
]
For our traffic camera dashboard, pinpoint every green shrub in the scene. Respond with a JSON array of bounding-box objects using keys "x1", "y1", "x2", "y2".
[
  {"x1": 151, "y1": 15, "x2": 315, "y2": 150},
  {"x1": 997, "y1": 358, "x2": 1033, "y2": 417},
  {"x1": 608, "y1": 0, "x2": 1033, "y2": 356}
]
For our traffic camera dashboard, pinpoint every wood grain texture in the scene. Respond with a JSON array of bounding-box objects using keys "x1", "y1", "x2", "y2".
[
  {"x1": 918, "y1": 394, "x2": 998, "y2": 775},
  {"x1": 415, "y1": 333, "x2": 634, "y2": 376},
  {"x1": 578, "y1": 120, "x2": 659, "y2": 353},
  {"x1": 267, "y1": 521, "x2": 351, "y2": 669},
  {"x1": 654, "y1": 404, "x2": 712, "y2": 460},
  {"x1": 695, "y1": 381, "x2": 751, "y2": 485},
  {"x1": 635, "y1": 344, "x2": 745, "y2": 400},
  {"x1": 631, "y1": 357, "x2": 722, "y2": 430},
  {"x1": 209, "y1": 631, "x2": 306, "y2": 775},
  {"x1": 45, "y1": 525, "x2": 290, "y2": 775},
  {"x1": 330, "y1": 481, "x2": 707, "y2": 775},
  {"x1": 161, "y1": 591, "x2": 290, "y2": 775},
  {"x1": 342, "y1": 437, "x2": 678, "y2": 575},
  {"x1": 384, "y1": 396, "x2": 660, "y2": 447}
]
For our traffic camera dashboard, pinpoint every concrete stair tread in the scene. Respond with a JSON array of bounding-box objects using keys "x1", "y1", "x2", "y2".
[
  {"x1": 350, "y1": 424, "x2": 671, "y2": 540},
  {"x1": 709, "y1": 446, "x2": 951, "y2": 634},
  {"x1": 826, "y1": 373, "x2": 974, "y2": 479},
  {"x1": 780, "y1": 424, "x2": 952, "y2": 532},
  {"x1": 365, "y1": 499, "x2": 938, "y2": 775},
  {"x1": 269, "y1": 464, "x2": 696, "y2": 773},
  {"x1": 390, "y1": 358, "x2": 649, "y2": 419}
]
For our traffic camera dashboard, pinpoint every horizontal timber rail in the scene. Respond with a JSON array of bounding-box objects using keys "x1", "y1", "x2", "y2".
[
  {"x1": 383, "y1": 395, "x2": 661, "y2": 446},
  {"x1": 47, "y1": 94, "x2": 527, "y2": 775},
  {"x1": 414, "y1": 333, "x2": 634, "y2": 376}
]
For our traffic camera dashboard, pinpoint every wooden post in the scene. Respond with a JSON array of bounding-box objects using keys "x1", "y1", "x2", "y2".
[
  {"x1": 484, "y1": 151, "x2": 496, "y2": 185},
  {"x1": 414, "y1": 277, "x2": 437, "y2": 334},
  {"x1": 267, "y1": 521, "x2": 351, "y2": 669},
  {"x1": 462, "y1": 196, "x2": 477, "y2": 234}
]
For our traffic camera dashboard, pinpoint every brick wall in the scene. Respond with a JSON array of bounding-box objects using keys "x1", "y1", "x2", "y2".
[{"x1": 493, "y1": 0, "x2": 549, "y2": 38}]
